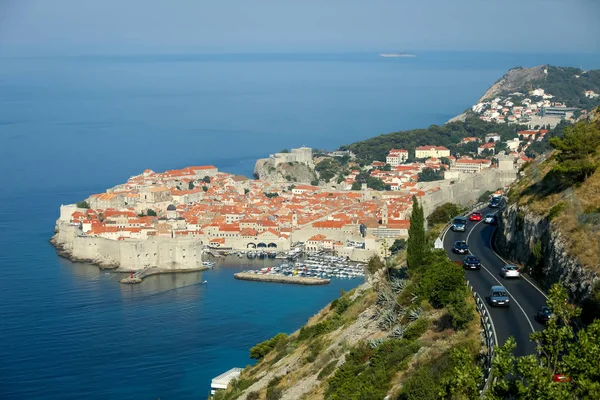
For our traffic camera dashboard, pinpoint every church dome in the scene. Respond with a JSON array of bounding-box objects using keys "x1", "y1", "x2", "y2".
[{"x1": 167, "y1": 204, "x2": 176, "y2": 211}]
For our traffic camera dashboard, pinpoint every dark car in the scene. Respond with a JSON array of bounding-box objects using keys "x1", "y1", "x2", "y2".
[
  {"x1": 462, "y1": 255, "x2": 481, "y2": 270},
  {"x1": 537, "y1": 306, "x2": 553, "y2": 323},
  {"x1": 489, "y1": 197, "x2": 501, "y2": 208},
  {"x1": 451, "y1": 216, "x2": 467, "y2": 232},
  {"x1": 453, "y1": 240, "x2": 469, "y2": 254},
  {"x1": 489, "y1": 285, "x2": 510, "y2": 307}
]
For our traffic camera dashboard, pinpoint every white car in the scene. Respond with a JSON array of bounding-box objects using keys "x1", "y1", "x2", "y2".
[
  {"x1": 501, "y1": 264, "x2": 520, "y2": 279},
  {"x1": 484, "y1": 214, "x2": 496, "y2": 224}
]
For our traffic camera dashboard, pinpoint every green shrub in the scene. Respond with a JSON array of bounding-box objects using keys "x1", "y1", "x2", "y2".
[
  {"x1": 249, "y1": 333, "x2": 288, "y2": 360},
  {"x1": 403, "y1": 318, "x2": 430, "y2": 341},
  {"x1": 398, "y1": 364, "x2": 439, "y2": 400},
  {"x1": 426, "y1": 203, "x2": 465, "y2": 226},
  {"x1": 246, "y1": 391, "x2": 259, "y2": 400},
  {"x1": 325, "y1": 339, "x2": 420, "y2": 399},
  {"x1": 305, "y1": 338, "x2": 325, "y2": 363},
  {"x1": 298, "y1": 315, "x2": 342, "y2": 341},
  {"x1": 330, "y1": 296, "x2": 351, "y2": 315},
  {"x1": 419, "y1": 257, "x2": 467, "y2": 307},
  {"x1": 367, "y1": 255, "x2": 385, "y2": 274},
  {"x1": 400, "y1": 346, "x2": 481, "y2": 400},
  {"x1": 547, "y1": 201, "x2": 567, "y2": 221},
  {"x1": 446, "y1": 292, "x2": 475, "y2": 330},
  {"x1": 76, "y1": 201, "x2": 90, "y2": 209},
  {"x1": 266, "y1": 376, "x2": 283, "y2": 400},
  {"x1": 317, "y1": 360, "x2": 338, "y2": 380}
]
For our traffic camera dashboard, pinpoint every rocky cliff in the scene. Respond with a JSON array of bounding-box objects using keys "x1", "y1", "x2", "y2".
[
  {"x1": 496, "y1": 203, "x2": 598, "y2": 303},
  {"x1": 253, "y1": 158, "x2": 317, "y2": 184}
]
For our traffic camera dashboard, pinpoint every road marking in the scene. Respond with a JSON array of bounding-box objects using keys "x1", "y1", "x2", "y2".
[{"x1": 465, "y1": 219, "x2": 536, "y2": 333}]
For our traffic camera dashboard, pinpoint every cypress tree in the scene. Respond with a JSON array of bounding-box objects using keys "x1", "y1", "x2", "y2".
[{"x1": 407, "y1": 195, "x2": 428, "y2": 270}]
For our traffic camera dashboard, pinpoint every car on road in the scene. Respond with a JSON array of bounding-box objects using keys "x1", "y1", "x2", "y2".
[
  {"x1": 451, "y1": 216, "x2": 467, "y2": 232},
  {"x1": 537, "y1": 306, "x2": 553, "y2": 323},
  {"x1": 453, "y1": 240, "x2": 469, "y2": 254},
  {"x1": 462, "y1": 255, "x2": 481, "y2": 270},
  {"x1": 469, "y1": 212, "x2": 482, "y2": 221},
  {"x1": 483, "y1": 214, "x2": 496, "y2": 224},
  {"x1": 489, "y1": 196, "x2": 502, "y2": 208},
  {"x1": 500, "y1": 264, "x2": 520, "y2": 279},
  {"x1": 489, "y1": 285, "x2": 510, "y2": 307}
]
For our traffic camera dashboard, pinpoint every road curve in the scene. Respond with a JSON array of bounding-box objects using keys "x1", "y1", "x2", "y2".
[{"x1": 443, "y1": 206, "x2": 548, "y2": 357}]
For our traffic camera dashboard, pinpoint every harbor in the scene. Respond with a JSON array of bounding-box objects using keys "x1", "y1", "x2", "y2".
[{"x1": 234, "y1": 254, "x2": 366, "y2": 285}]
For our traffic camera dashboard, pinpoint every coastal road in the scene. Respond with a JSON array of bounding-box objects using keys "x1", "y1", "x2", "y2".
[{"x1": 443, "y1": 206, "x2": 548, "y2": 357}]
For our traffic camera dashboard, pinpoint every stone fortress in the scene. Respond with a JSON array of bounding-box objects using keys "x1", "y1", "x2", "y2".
[{"x1": 268, "y1": 147, "x2": 314, "y2": 168}]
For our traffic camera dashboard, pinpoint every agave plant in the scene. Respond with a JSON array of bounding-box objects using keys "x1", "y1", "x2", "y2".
[
  {"x1": 391, "y1": 279, "x2": 408, "y2": 294},
  {"x1": 410, "y1": 292, "x2": 420, "y2": 304},
  {"x1": 377, "y1": 289, "x2": 394, "y2": 306},
  {"x1": 368, "y1": 338, "x2": 386, "y2": 349},
  {"x1": 407, "y1": 307, "x2": 423, "y2": 321},
  {"x1": 378, "y1": 309, "x2": 398, "y2": 330},
  {"x1": 390, "y1": 324, "x2": 407, "y2": 339}
]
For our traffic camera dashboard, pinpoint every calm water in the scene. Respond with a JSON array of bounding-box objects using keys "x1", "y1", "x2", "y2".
[{"x1": 1, "y1": 51, "x2": 600, "y2": 399}]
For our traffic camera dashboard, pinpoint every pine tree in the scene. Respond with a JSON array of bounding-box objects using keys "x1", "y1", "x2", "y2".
[{"x1": 407, "y1": 195, "x2": 428, "y2": 270}]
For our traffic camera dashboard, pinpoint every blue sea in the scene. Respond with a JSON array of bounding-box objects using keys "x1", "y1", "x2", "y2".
[{"x1": 1, "y1": 51, "x2": 600, "y2": 399}]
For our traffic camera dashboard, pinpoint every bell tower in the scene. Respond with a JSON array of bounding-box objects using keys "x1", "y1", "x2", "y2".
[{"x1": 382, "y1": 202, "x2": 389, "y2": 225}]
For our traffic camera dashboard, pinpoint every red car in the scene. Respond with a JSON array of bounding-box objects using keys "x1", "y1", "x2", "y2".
[
  {"x1": 552, "y1": 374, "x2": 572, "y2": 383},
  {"x1": 469, "y1": 212, "x2": 482, "y2": 221}
]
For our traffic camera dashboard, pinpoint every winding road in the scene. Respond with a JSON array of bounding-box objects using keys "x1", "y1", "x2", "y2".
[{"x1": 443, "y1": 206, "x2": 548, "y2": 357}]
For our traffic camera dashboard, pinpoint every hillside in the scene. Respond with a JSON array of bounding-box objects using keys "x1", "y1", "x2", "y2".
[
  {"x1": 484, "y1": 65, "x2": 600, "y2": 109},
  {"x1": 339, "y1": 117, "x2": 525, "y2": 165},
  {"x1": 479, "y1": 65, "x2": 546, "y2": 101},
  {"x1": 214, "y1": 205, "x2": 487, "y2": 400}
]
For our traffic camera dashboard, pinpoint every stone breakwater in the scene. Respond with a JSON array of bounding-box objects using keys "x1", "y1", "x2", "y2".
[
  {"x1": 496, "y1": 203, "x2": 598, "y2": 303},
  {"x1": 234, "y1": 272, "x2": 330, "y2": 285},
  {"x1": 52, "y1": 221, "x2": 206, "y2": 271}
]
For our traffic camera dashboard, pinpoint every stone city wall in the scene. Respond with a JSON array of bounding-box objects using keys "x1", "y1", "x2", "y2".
[{"x1": 52, "y1": 222, "x2": 205, "y2": 271}]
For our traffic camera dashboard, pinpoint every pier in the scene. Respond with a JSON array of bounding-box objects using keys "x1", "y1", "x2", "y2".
[
  {"x1": 234, "y1": 272, "x2": 330, "y2": 285},
  {"x1": 119, "y1": 266, "x2": 208, "y2": 284}
]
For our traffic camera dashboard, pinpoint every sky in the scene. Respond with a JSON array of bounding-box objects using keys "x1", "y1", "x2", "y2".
[{"x1": 1, "y1": 0, "x2": 600, "y2": 55}]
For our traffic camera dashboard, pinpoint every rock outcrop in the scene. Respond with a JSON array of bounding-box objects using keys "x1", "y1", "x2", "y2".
[
  {"x1": 478, "y1": 65, "x2": 546, "y2": 102},
  {"x1": 496, "y1": 203, "x2": 598, "y2": 303},
  {"x1": 253, "y1": 158, "x2": 317, "y2": 184}
]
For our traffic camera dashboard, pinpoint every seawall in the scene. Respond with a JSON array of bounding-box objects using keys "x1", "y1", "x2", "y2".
[{"x1": 234, "y1": 272, "x2": 330, "y2": 285}]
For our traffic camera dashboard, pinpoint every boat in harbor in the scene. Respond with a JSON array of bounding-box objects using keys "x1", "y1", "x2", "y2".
[{"x1": 202, "y1": 261, "x2": 216, "y2": 268}]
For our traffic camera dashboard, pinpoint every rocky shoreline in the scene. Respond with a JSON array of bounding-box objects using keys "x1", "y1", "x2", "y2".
[{"x1": 234, "y1": 272, "x2": 330, "y2": 285}]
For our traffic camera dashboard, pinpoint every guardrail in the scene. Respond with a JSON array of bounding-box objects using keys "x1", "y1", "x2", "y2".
[
  {"x1": 436, "y1": 201, "x2": 496, "y2": 397},
  {"x1": 467, "y1": 282, "x2": 496, "y2": 395}
]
